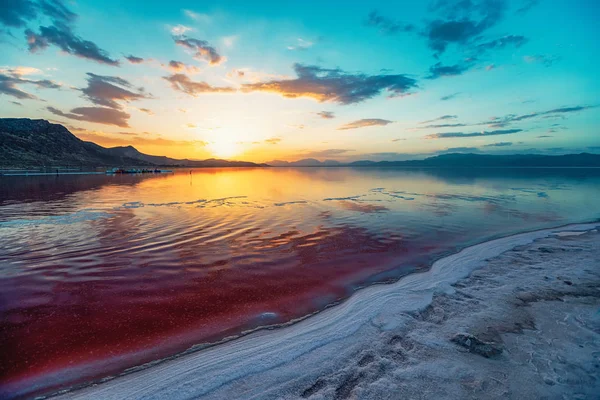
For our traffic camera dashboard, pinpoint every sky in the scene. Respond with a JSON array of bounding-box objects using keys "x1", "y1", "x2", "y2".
[{"x1": 1, "y1": 0, "x2": 599, "y2": 162}]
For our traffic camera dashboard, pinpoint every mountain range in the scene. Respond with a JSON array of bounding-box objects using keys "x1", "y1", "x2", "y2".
[
  {"x1": 1, "y1": 118, "x2": 599, "y2": 169},
  {"x1": 268, "y1": 153, "x2": 600, "y2": 168}
]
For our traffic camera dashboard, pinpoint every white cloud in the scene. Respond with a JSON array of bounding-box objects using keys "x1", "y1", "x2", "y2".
[
  {"x1": 184, "y1": 10, "x2": 211, "y2": 23},
  {"x1": 222, "y1": 35, "x2": 238, "y2": 48},
  {"x1": 0, "y1": 66, "x2": 43, "y2": 76},
  {"x1": 287, "y1": 38, "x2": 314, "y2": 51},
  {"x1": 170, "y1": 24, "x2": 193, "y2": 35}
]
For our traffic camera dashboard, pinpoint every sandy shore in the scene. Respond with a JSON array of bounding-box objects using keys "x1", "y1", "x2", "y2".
[{"x1": 56, "y1": 223, "x2": 600, "y2": 400}]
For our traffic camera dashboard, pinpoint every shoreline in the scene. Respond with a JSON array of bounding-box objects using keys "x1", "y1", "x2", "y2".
[{"x1": 44, "y1": 221, "x2": 600, "y2": 400}]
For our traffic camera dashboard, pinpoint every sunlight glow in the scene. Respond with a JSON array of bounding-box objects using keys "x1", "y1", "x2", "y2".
[{"x1": 208, "y1": 140, "x2": 242, "y2": 159}]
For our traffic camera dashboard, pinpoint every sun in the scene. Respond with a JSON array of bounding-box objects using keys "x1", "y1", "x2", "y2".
[{"x1": 208, "y1": 140, "x2": 241, "y2": 159}]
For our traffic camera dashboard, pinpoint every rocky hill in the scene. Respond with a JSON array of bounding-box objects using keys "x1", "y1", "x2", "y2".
[{"x1": 0, "y1": 119, "x2": 147, "y2": 168}]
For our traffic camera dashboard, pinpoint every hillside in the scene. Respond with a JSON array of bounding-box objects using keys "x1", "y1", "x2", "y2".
[{"x1": 0, "y1": 119, "x2": 147, "y2": 168}]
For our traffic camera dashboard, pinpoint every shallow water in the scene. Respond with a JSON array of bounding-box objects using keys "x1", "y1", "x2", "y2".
[{"x1": 1, "y1": 167, "x2": 599, "y2": 398}]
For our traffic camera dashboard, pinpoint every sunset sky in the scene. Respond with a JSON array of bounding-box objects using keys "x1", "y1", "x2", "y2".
[{"x1": 1, "y1": 0, "x2": 599, "y2": 162}]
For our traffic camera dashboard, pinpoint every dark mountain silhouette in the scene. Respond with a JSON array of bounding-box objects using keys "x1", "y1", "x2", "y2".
[
  {"x1": 347, "y1": 153, "x2": 600, "y2": 167},
  {"x1": 0, "y1": 118, "x2": 265, "y2": 168},
  {"x1": 267, "y1": 158, "x2": 342, "y2": 167},
  {"x1": 274, "y1": 153, "x2": 600, "y2": 168}
]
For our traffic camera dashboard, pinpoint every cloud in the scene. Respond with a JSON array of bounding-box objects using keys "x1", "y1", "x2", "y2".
[
  {"x1": 137, "y1": 107, "x2": 153, "y2": 115},
  {"x1": 125, "y1": 55, "x2": 145, "y2": 64},
  {"x1": 420, "y1": 115, "x2": 457, "y2": 124},
  {"x1": 427, "y1": 61, "x2": 473, "y2": 79},
  {"x1": 476, "y1": 35, "x2": 527, "y2": 52},
  {"x1": 1, "y1": 1, "x2": 117, "y2": 65},
  {"x1": 163, "y1": 73, "x2": 235, "y2": 96},
  {"x1": 184, "y1": 10, "x2": 211, "y2": 23},
  {"x1": 482, "y1": 106, "x2": 594, "y2": 127},
  {"x1": 166, "y1": 60, "x2": 200, "y2": 74},
  {"x1": 47, "y1": 106, "x2": 131, "y2": 127},
  {"x1": 316, "y1": 111, "x2": 335, "y2": 119},
  {"x1": 482, "y1": 141, "x2": 513, "y2": 147},
  {"x1": 0, "y1": 0, "x2": 75, "y2": 28},
  {"x1": 0, "y1": 66, "x2": 43, "y2": 75},
  {"x1": 516, "y1": 0, "x2": 539, "y2": 14},
  {"x1": 368, "y1": 1, "x2": 519, "y2": 63},
  {"x1": 0, "y1": 71, "x2": 60, "y2": 99},
  {"x1": 365, "y1": 11, "x2": 414, "y2": 34},
  {"x1": 440, "y1": 92, "x2": 461, "y2": 101},
  {"x1": 426, "y1": 20, "x2": 483, "y2": 55},
  {"x1": 11, "y1": 101, "x2": 23, "y2": 106},
  {"x1": 536, "y1": 135, "x2": 552, "y2": 138},
  {"x1": 38, "y1": 0, "x2": 77, "y2": 24},
  {"x1": 222, "y1": 35, "x2": 237, "y2": 48},
  {"x1": 26, "y1": 24, "x2": 119, "y2": 65},
  {"x1": 173, "y1": 35, "x2": 224, "y2": 65},
  {"x1": 524, "y1": 54, "x2": 559, "y2": 67},
  {"x1": 170, "y1": 24, "x2": 193, "y2": 35},
  {"x1": 420, "y1": 123, "x2": 468, "y2": 129},
  {"x1": 242, "y1": 64, "x2": 417, "y2": 104},
  {"x1": 392, "y1": 138, "x2": 406, "y2": 142},
  {"x1": 425, "y1": 0, "x2": 508, "y2": 56},
  {"x1": 426, "y1": 128, "x2": 522, "y2": 139},
  {"x1": 265, "y1": 137, "x2": 281, "y2": 145},
  {"x1": 287, "y1": 38, "x2": 314, "y2": 51},
  {"x1": 0, "y1": 0, "x2": 38, "y2": 27},
  {"x1": 80, "y1": 73, "x2": 149, "y2": 109},
  {"x1": 337, "y1": 118, "x2": 393, "y2": 130}
]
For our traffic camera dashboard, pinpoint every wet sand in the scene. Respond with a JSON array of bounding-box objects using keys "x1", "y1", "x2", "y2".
[{"x1": 51, "y1": 222, "x2": 600, "y2": 400}]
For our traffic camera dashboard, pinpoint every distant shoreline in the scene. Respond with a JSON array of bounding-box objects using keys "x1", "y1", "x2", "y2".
[{"x1": 3, "y1": 165, "x2": 600, "y2": 177}]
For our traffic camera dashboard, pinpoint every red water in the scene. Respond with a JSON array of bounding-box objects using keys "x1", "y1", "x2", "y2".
[{"x1": 1, "y1": 168, "x2": 598, "y2": 398}]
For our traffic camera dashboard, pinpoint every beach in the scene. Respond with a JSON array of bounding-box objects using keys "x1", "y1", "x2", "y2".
[{"x1": 54, "y1": 222, "x2": 600, "y2": 400}]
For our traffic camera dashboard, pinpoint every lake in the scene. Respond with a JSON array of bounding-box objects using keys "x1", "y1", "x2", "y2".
[{"x1": 1, "y1": 167, "x2": 599, "y2": 398}]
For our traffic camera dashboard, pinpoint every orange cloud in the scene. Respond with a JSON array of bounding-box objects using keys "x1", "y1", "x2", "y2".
[
  {"x1": 173, "y1": 36, "x2": 225, "y2": 65},
  {"x1": 165, "y1": 60, "x2": 201, "y2": 74},
  {"x1": 241, "y1": 64, "x2": 417, "y2": 104},
  {"x1": 163, "y1": 73, "x2": 235, "y2": 96}
]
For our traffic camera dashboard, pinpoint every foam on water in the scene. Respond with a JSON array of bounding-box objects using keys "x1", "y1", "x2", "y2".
[{"x1": 0, "y1": 209, "x2": 111, "y2": 227}]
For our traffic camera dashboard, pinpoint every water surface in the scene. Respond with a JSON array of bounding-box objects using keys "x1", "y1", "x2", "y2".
[{"x1": 1, "y1": 167, "x2": 599, "y2": 398}]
